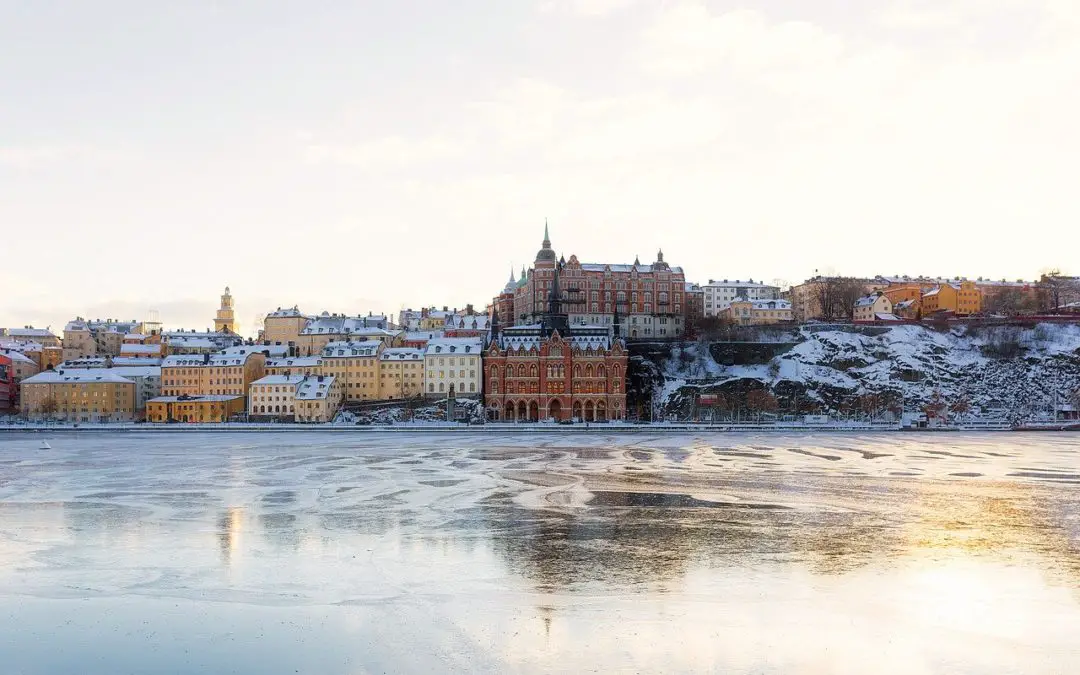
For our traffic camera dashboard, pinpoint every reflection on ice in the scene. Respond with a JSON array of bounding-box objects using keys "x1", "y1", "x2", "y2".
[{"x1": 0, "y1": 431, "x2": 1079, "y2": 672}]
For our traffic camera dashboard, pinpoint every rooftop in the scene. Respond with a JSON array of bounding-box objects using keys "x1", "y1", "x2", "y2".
[
  {"x1": 148, "y1": 395, "x2": 243, "y2": 403},
  {"x1": 23, "y1": 370, "x2": 135, "y2": 385},
  {"x1": 296, "y1": 376, "x2": 336, "y2": 400}
]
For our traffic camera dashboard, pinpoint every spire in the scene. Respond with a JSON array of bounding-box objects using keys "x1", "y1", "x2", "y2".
[
  {"x1": 543, "y1": 218, "x2": 550, "y2": 247},
  {"x1": 634, "y1": 254, "x2": 640, "y2": 266},
  {"x1": 657, "y1": 249, "x2": 664, "y2": 262}
]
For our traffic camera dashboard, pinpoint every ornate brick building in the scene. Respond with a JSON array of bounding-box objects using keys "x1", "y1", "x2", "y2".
[
  {"x1": 484, "y1": 264, "x2": 628, "y2": 422},
  {"x1": 493, "y1": 223, "x2": 686, "y2": 339}
]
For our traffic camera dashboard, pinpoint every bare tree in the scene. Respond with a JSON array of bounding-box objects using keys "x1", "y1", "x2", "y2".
[
  {"x1": 38, "y1": 396, "x2": 59, "y2": 420},
  {"x1": 812, "y1": 277, "x2": 869, "y2": 320},
  {"x1": 949, "y1": 396, "x2": 971, "y2": 421},
  {"x1": 1040, "y1": 270, "x2": 1080, "y2": 311}
]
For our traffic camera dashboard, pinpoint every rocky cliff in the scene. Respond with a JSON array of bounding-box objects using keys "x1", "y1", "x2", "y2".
[{"x1": 632, "y1": 323, "x2": 1080, "y2": 421}]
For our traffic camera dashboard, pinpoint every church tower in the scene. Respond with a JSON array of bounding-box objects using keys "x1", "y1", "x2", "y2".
[{"x1": 214, "y1": 286, "x2": 236, "y2": 334}]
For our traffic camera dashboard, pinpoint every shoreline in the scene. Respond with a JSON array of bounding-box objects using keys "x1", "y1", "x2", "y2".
[{"x1": 1, "y1": 422, "x2": 1074, "y2": 434}]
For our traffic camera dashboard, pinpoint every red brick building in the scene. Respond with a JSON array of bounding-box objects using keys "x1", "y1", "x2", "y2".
[
  {"x1": 484, "y1": 324, "x2": 627, "y2": 422},
  {"x1": 493, "y1": 223, "x2": 686, "y2": 339}
]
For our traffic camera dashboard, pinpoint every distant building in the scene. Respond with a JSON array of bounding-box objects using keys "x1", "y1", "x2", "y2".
[
  {"x1": 320, "y1": 340, "x2": 383, "y2": 402},
  {"x1": 921, "y1": 281, "x2": 981, "y2": 316},
  {"x1": 379, "y1": 348, "x2": 425, "y2": 400},
  {"x1": 720, "y1": 298, "x2": 793, "y2": 325},
  {"x1": 492, "y1": 223, "x2": 686, "y2": 338},
  {"x1": 701, "y1": 279, "x2": 780, "y2": 316},
  {"x1": 63, "y1": 318, "x2": 141, "y2": 361},
  {"x1": 1, "y1": 349, "x2": 40, "y2": 411},
  {"x1": 790, "y1": 277, "x2": 887, "y2": 322},
  {"x1": 424, "y1": 338, "x2": 483, "y2": 398},
  {"x1": 2, "y1": 327, "x2": 61, "y2": 349},
  {"x1": 262, "y1": 307, "x2": 312, "y2": 345},
  {"x1": 162, "y1": 330, "x2": 244, "y2": 354},
  {"x1": 160, "y1": 350, "x2": 267, "y2": 406},
  {"x1": 214, "y1": 287, "x2": 237, "y2": 334},
  {"x1": 264, "y1": 356, "x2": 323, "y2": 377},
  {"x1": 21, "y1": 369, "x2": 136, "y2": 422},
  {"x1": 853, "y1": 293, "x2": 894, "y2": 323},
  {"x1": 146, "y1": 395, "x2": 245, "y2": 423},
  {"x1": 297, "y1": 313, "x2": 401, "y2": 356}
]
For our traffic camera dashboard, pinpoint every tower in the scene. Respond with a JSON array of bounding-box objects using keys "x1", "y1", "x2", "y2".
[{"x1": 214, "y1": 286, "x2": 236, "y2": 334}]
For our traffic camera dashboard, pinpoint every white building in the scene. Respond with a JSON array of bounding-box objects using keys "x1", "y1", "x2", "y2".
[
  {"x1": 294, "y1": 375, "x2": 343, "y2": 422},
  {"x1": 424, "y1": 338, "x2": 483, "y2": 398},
  {"x1": 701, "y1": 279, "x2": 780, "y2": 316},
  {"x1": 248, "y1": 374, "x2": 307, "y2": 418}
]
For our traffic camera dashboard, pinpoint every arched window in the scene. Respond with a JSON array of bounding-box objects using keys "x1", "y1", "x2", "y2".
[
  {"x1": 597, "y1": 365, "x2": 606, "y2": 379},
  {"x1": 491, "y1": 381, "x2": 498, "y2": 393},
  {"x1": 613, "y1": 364, "x2": 621, "y2": 378},
  {"x1": 490, "y1": 366, "x2": 498, "y2": 378},
  {"x1": 469, "y1": 382, "x2": 475, "y2": 392},
  {"x1": 574, "y1": 364, "x2": 582, "y2": 378},
  {"x1": 517, "y1": 364, "x2": 526, "y2": 377},
  {"x1": 585, "y1": 364, "x2": 594, "y2": 378},
  {"x1": 439, "y1": 382, "x2": 445, "y2": 392},
  {"x1": 530, "y1": 364, "x2": 537, "y2": 377}
]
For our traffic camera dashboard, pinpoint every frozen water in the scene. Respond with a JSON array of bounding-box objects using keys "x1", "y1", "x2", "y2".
[{"x1": 1, "y1": 432, "x2": 1080, "y2": 673}]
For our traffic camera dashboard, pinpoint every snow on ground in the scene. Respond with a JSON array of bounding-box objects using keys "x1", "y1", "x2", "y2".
[{"x1": 651, "y1": 323, "x2": 1080, "y2": 419}]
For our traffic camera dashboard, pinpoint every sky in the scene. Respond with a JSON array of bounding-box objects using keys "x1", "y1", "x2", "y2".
[{"x1": 3, "y1": 0, "x2": 1079, "y2": 337}]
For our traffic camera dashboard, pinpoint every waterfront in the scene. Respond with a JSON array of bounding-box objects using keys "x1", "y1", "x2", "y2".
[{"x1": 1, "y1": 432, "x2": 1079, "y2": 673}]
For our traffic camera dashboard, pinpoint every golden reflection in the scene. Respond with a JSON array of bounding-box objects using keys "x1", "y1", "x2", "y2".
[{"x1": 217, "y1": 507, "x2": 244, "y2": 567}]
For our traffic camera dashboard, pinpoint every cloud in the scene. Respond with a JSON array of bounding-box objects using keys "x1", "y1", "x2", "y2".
[
  {"x1": 537, "y1": 0, "x2": 639, "y2": 17},
  {"x1": 640, "y1": 4, "x2": 846, "y2": 77}
]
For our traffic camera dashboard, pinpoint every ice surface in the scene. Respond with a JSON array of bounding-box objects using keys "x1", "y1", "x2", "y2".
[{"x1": 1, "y1": 432, "x2": 1080, "y2": 673}]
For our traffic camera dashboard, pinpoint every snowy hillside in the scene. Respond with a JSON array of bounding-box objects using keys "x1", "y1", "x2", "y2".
[{"x1": 640, "y1": 324, "x2": 1080, "y2": 421}]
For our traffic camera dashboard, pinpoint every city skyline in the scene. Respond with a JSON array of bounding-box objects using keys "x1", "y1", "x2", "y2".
[{"x1": 4, "y1": 0, "x2": 1079, "y2": 334}]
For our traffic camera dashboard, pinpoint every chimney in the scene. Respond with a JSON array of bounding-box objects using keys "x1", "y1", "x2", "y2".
[{"x1": 204, "y1": 353, "x2": 210, "y2": 364}]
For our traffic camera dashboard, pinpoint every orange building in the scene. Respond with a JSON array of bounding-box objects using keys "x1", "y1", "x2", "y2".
[{"x1": 921, "y1": 281, "x2": 982, "y2": 316}]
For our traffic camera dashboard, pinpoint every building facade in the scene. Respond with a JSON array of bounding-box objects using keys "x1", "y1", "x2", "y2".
[
  {"x1": 493, "y1": 224, "x2": 686, "y2": 339},
  {"x1": 62, "y1": 318, "x2": 141, "y2": 361},
  {"x1": 320, "y1": 340, "x2": 384, "y2": 402},
  {"x1": 378, "y1": 348, "x2": 425, "y2": 399},
  {"x1": 853, "y1": 293, "x2": 894, "y2": 322},
  {"x1": 297, "y1": 314, "x2": 402, "y2": 356},
  {"x1": 160, "y1": 350, "x2": 267, "y2": 403},
  {"x1": 790, "y1": 277, "x2": 887, "y2": 322},
  {"x1": 264, "y1": 356, "x2": 324, "y2": 377},
  {"x1": 701, "y1": 279, "x2": 780, "y2": 316},
  {"x1": 295, "y1": 376, "x2": 343, "y2": 422},
  {"x1": 262, "y1": 307, "x2": 312, "y2": 345},
  {"x1": 484, "y1": 325, "x2": 627, "y2": 422},
  {"x1": 424, "y1": 338, "x2": 483, "y2": 398},
  {"x1": 20, "y1": 370, "x2": 136, "y2": 422},
  {"x1": 146, "y1": 395, "x2": 245, "y2": 423},
  {"x1": 720, "y1": 299, "x2": 793, "y2": 325}
]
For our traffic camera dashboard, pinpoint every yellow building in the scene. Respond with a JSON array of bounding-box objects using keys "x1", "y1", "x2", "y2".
[
  {"x1": 321, "y1": 340, "x2": 384, "y2": 402},
  {"x1": 214, "y1": 286, "x2": 237, "y2": 333},
  {"x1": 720, "y1": 299, "x2": 794, "y2": 326},
  {"x1": 378, "y1": 348, "x2": 425, "y2": 400},
  {"x1": 146, "y1": 395, "x2": 245, "y2": 423},
  {"x1": 160, "y1": 349, "x2": 266, "y2": 403},
  {"x1": 262, "y1": 307, "x2": 311, "y2": 345},
  {"x1": 20, "y1": 369, "x2": 136, "y2": 422},
  {"x1": 3, "y1": 327, "x2": 61, "y2": 349},
  {"x1": 297, "y1": 318, "x2": 403, "y2": 357},
  {"x1": 295, "y1": 376, "x2": 343, "y2": 422},
  {"x1": 853, "y1": 293, "x2": 893, "y2": 322},
  {"x1": 790, "y1": 277, "x2": 886, "y2": 322},
  {"x1": 922, "y1": 281, "x2": 982, "y2": 316},
  {"x1": 264, "y1": 356, "x2": 324, "y2": 377},
  {"x1": 248, "y1": 374, "x2": 344, "y2": 422}
]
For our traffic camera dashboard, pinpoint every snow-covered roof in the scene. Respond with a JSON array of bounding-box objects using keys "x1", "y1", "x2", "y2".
[
  {"x1": 251, "y1": 375, "x2": 308, "y2": 386},
  {"x1": 295, "y1": 376, "x2": 336, "y2": 400},
  {"x1": 855, "y1": 295, "x2": 885, "y2": 307},
  {"x1": 46, "y1": 366, "x2": 160, "y2": 380},
  {"x1": 322, "y1": 340, "x2": 382, "y2": 357},
  {"x1": 568, "y1": 335, "x2": 612, "y2": 350},
  {"x1": 1, "y1": 350, "x2": 36, "y2": 365},
  {"x1": 894, "y1": 299, "x2": 917, "y2": 309},
  {"x1": 404, "y1": 331, "x2": 443, "y2": 342},
  {"x1": 123, "y1": 333, "x2": 145, "y2": 341},
  {"x1": 6, "y1": 328, "x2": 56, "y2": 338},
  {"x1": 444, "y1": 315, "x2": 491, "y2": 330},
  {"x1": 875, "y1": 313, "x2": 902, "y2": 321},
  {"x1": 749, "y1": 299, "x2": 791, "y2": 310},
  {"x1": 922, "y1": 288, "x2": 941, "y2": 297},
  {"x1": 120, "y1": 344, "x2": 162, "y2": 355},
  {"x1": 148, "y1": 395, "x2": 242, "y2": 403},
  {"x1": 704, "y1": 279, "x2": 777, "y2": 288},
  {"x1": 23, "y1": 370, "x2": 135, "y2": 385},
  {"x1": 162, "y1": 352, "x2": 260, "y2": 368},
  {"x1": 425, "y1": 338, "x2": 483, "y2": 356},
  {"x1": 222, "y1": 344, "x2": 289, "y2": 357},
  {"x1": 0, "y1": 340, "x2": 42, "y2": 353},
  {"x1": 578, "y1": 263, "x2": 684, "y2": 274},
  {"x1": 266, "y1": 306, "x2": 311, "y2": 319},
  {"x1": 266, "y1": 356, "x2": 323, "y2": 369},
  {"x1": 301, "y1": 315, "x2": 391, "y2": 335},
  {"x1": 164, "y1": 337, "x2": 219, "y2": 349},
  {"x1": 380, "y1": 348, "x2": 424, "y2": 361}
]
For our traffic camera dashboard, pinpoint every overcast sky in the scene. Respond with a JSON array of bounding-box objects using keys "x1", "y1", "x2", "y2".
[{"x1": 3, "y1": 0, "x2": 1078, "y2": 337}]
